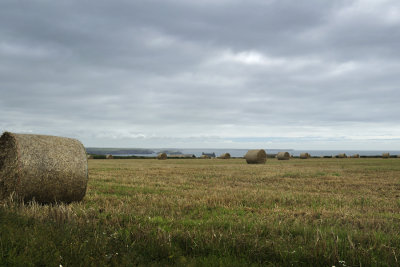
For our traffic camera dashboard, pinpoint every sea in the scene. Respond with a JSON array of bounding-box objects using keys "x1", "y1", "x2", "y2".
[{"x1": 123, "y1": 149, "x2": 400, "y2": 158}]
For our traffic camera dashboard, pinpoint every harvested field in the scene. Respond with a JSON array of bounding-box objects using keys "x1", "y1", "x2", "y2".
[{"x1": 1, "y1": 158, "x2": 400, "y2": 266}]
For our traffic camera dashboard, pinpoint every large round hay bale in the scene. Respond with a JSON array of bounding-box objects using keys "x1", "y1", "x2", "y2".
[
  {"x1": 157, "y1": 153, "x2": 167, "y2": 160},
  {"x1": 277, "y1": 152, "x2": 290, "y2": 160},
  {"x1": 299, "y1": 153, "x2": 310, "y2": 159},
  {"x1": 352, "y1": 154, "x2": 360, "y2": 158},
  {"x1": 0, "y1": 132, "x2": 88, "y2": 203},
  {"x1": 245, "y1": 149, "x2": 267, "y2": 164},
  {"x1": 337, "y1": 153, "x2": 347, "y2": 158},
  {"x1": 201, "y1": 155, "x2": 210, "y2": 159},
  {"x1": 106, "y1": 154, "x2": 113, "y2": 159},
  {"x1": 382, "y1": 153, "x2": 390, "y2": 158},
  {"x1": 219, "y1": 153, "x2": 231, "y2": 159}
]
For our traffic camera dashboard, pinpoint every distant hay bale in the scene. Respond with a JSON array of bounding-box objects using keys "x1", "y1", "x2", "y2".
[
  {"x1": 337, "y1": 153, "x2": 347, "y2": 158},
  {"x1": 201, "y1": 155, "x2": 210, "y2": 159},
  {"x1": 382, "y1": 153, "x2": 390, "y2": 158},
  {"x1": 244, "y1": 149, "x2": 267, "y2": 164},
  {"x1": 352, "y1": 154, "x2": 360, "y2": 158},
  {"x1": 299, "y1": 153, "x2": 310, "y2": 159},
  {"x1": 0, "y1": 132, "x2": 88, "y2": 203},
  {"x1": 202, "y1": 152, "x2": 216, "y2": 158},
  {"x1": 157, "y1": 153, "x2": 167, "y2": 160},
  {"x1": 87, "y1": 154, "x2": 94, "y2": 159},
  {"x1": 397, "y1": 155, "x2": 400, "y2": 158},
  {"x1": 106, "y1": 154, "x2": 113, "y2": 159},
  {"x1": 277, "y1": 152, "x2": 290, "y2": 160},
  {"x1": 219, "y1": 153, "x2": 231, "y2": 159}
]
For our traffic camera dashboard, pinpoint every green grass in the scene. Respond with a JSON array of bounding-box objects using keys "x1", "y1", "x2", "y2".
[{"x1": 1, "y1": 158, "x2": 400, "y2": 266}]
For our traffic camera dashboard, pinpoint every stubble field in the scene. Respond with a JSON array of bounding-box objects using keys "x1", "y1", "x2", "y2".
[{"x1": 1, "y1": 158, "x2": 400, "y2": 266}]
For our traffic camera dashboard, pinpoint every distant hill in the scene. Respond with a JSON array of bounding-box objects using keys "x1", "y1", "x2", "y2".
[{"x1": 86, "y1": 147, "x2": 155, "y2": 155}]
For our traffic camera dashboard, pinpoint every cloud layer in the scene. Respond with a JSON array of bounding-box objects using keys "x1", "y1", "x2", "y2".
[{"x1": 1, "y1": 0, "x2": 400, "y2": 149}]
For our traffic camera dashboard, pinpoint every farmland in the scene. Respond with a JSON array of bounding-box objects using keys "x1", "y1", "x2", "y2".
[{"x1": 1, "y1": 158, "x2": 400, "y2": 266}]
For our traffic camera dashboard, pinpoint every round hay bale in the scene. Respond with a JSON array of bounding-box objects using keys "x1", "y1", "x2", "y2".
[
  {"x1": 277, "y1": 152, "x2": 290, "y2": 160},
  {"x1": 219, "y1": 153, "x2": 231, "y2": 159},
  {"x1": 382, "y1": 153, "x2": 390, "y2": 158},
  {"x1": 397, "y1": 155, "x2": 400, "y2": 158},
  {"x1": 352, "y1": 154, "x2": 360, "y2": 158},
  {"x1": 299, "y1": 153, "x2": 310, "y2": 159},
  {"x1": 244, "y1": 149, "x2": 267, "y2": 164},
  {"x1": 106, "y1": 154, "x2": 113, "y2": 159},
  {"x1": 337, "y1": 153, "x2": 347, "y2": 158},
  {"x1": 157, "y1": 153, "x2": 167, "y2": 160},
  {"x1": 201, "y1": 155, "x2": 210, "y2": 159},
  {"x1": 87, "y1": 154, "x2": 94, "y2": 159},
  {"x1": 0, "y1": 132, "x2": 88, "y2": 203}
]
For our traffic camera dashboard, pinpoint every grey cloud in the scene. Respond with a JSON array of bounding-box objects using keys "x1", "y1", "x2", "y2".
[{"x1": 1, "y1": 0, "x2": 400, "y2": 148}]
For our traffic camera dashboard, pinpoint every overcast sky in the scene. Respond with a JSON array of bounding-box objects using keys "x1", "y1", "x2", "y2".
[{"x1": 1, "y1": 0, "x2": 400, "y2": 149}]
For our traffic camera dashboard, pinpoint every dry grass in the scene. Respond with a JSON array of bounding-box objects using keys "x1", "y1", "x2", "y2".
[{"x1": 1, "y1": 157, "x2": 400, "y2": 266}]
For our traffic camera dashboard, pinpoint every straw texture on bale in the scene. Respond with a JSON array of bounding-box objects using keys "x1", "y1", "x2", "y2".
[
  {"x1": 299, "y1": 153, "x2": 310, "y2": 159},
  {"x1": 106, "y1": 154, "x2": 113, "y2": 159},
  {"x1": 0, "y1": 132, "x2": 88, "y2": 203},
  {"x1": 277, "y1": 152, "x2": 290, "y2": 160},
  {"x1": 157, "y1": 153, "x2": 167, "y2": 160},
  {"x1": 382, "y1": 153, "x2": 390, "y2": 158},
  {"x1": 244, "y1": 149, "x2": 267, "y2": 164},
  {"x1": 337, "y1": 153, "x2": 347, "y2": 158},
  {"x1": 219, "y1": 153, "x2": 231, "y2": 159}
]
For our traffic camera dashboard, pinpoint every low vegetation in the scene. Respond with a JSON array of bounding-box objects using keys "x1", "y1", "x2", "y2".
[{"x1": 1, "y1": 158, "x2": 400, "y2": 266}]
